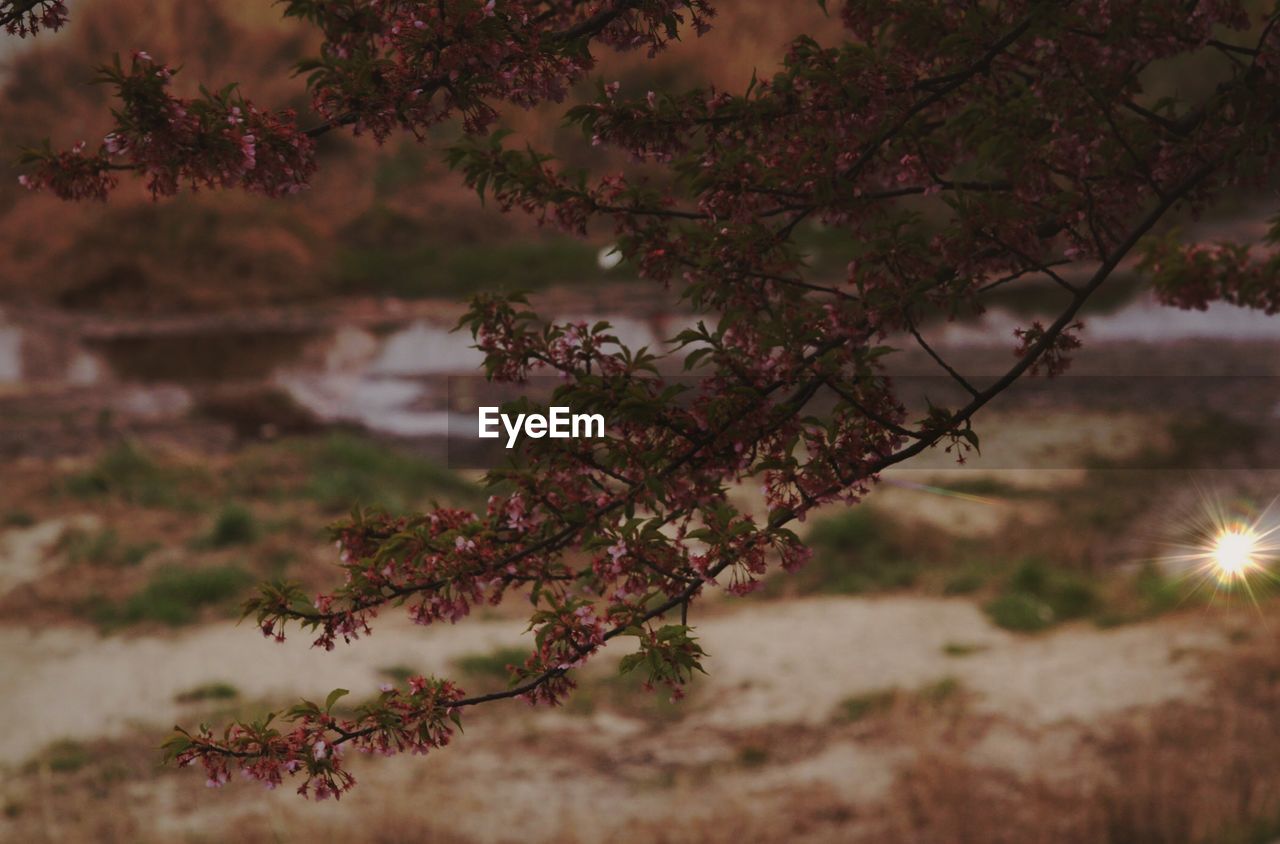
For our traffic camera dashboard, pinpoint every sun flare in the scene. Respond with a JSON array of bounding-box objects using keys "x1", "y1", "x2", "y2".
[
  {"x1": 1157, "y1": 491, "x2": 1280, "y2": 609},
  {"x1": 1211, "y1": 526, "x2": 1260, "y2": 579},
  {"x1": 1155, "y1": 491, "x2": 1280, "y2": 605}
]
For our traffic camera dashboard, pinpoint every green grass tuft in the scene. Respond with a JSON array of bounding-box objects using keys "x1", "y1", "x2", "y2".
[
  {"x1": 196, "y1": 503, "x2": 260, "y2": 549},
  {"x1": 2, "y1": 510, "x2": 35, "y2": 527},
  {"x1": 452, "y1": 646, "x2": 529, "y2": 682},
  {"x1": 378, "y1": 664, "x2": 422, "y2": 685},
  {"x1": 36, "y1": 740, "x2": 91, "y2": 775},
  {"x1": 942, "y1": 642, "x2": 988, "y2": 657},
  {"x1": 942, "y1": 571, "x2": 986, "y2": 595},
  {"x1": 985, "y1": 559, "x2": 1099, "y2": 633},
  {"x1": 835, "y1": 688, "x2": 898, "y2": 723},
  {"x1": 175, "y1": 682, "x2": 240, "y2": 703},
  {"x1": 300, "y1": 433, "x2": 479, "y2": 513},
  {"x1": 333, "y1": 206, "x2": 623, "y2": 299},
  {"x1": 63, "y1": 443, "x2": 204, "y2": 510},
  {"x1": 984, "y1": 592, "x2": 1055, "y2": 632},
  {"x1": 92, "y1": 565, "x2": 253, "y2": 628},
  {"x1": 59, "y1": 527, "x2": 157, "y2": 568},
  {"x1": 918, "y1": 676, "x2": 963, "y2": 706},
  {"x1": 780, "y1": 508, "x2": 920, "y2": 596}
]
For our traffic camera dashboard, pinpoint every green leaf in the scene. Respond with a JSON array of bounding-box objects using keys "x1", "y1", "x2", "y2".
[
  {"x1": 160, "y1": 731, "x2": 193, "y2": 762},
  {"x1": 324, "y1": 688, "x2": 350, "y2": 713},
  {"x1": 656, "y1": 624, "x2": 691, "y2": 642},
  {"x1": 618, "y1": 653, "x2": 646, "y2": 675}
]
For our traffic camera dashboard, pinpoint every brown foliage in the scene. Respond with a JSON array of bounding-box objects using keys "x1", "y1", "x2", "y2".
[{"x1": 0, "y1": 0, "x2": 830, "y2": 311}]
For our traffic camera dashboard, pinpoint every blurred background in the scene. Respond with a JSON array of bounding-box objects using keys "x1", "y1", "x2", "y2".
[{"x1": 2, "y1": 2, "x2": 1280, "y2": 842}]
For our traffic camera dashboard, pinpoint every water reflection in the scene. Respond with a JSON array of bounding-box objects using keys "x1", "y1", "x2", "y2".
[
  {"x1": 1, "y1": 296, "x2": 1277, "y2": 447},
  {"x1": 935, "y1": 296, "x2": 1280, "y2": 346}
]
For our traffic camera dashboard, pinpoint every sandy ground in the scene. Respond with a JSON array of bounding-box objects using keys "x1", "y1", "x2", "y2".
[
  {"x1": 0, "y1": 516, "x2": 100, "y2": 595},
  {"x1": 2, "y1": 593, "x2": 1241, "y2": 843},
  {"x1": 0, "y1": 597, "x2": 1227, "y2": 762},
  {"x1": 0, "y1": 583, "x2": 1235, "y2": 844}
]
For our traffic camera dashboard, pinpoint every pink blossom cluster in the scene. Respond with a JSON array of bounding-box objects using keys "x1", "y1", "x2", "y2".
[
  {"x1": 167, "y1": 676, "x2": 464, "y2": 801},
  {"x1": 1014, "y1": 321, "x2": 1085, "y2": 377},
  {"x1": 293, "y1": 0, "x2": 713, "y2": 141},
  {"x1": 1143, "y1": 238, "x2": 1280, "y2": 316},
  {"x1": 1, "y1": 0, "x2": 67, "y2": 37},
  {"x1": 19, "y1": 53, "x2": 316, "y2": 200}
]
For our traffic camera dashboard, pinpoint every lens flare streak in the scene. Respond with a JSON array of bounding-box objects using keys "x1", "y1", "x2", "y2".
[{"x1": 1159, "y1": 492, "x2": 1280, "y2": 611}]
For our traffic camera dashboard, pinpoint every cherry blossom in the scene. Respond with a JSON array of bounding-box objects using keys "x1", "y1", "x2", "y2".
[{"x1": 10, "y1": 0, "x2": 1279, "y2": 799}]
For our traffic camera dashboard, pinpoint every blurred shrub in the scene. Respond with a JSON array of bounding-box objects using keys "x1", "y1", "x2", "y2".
[
  {"x1": 63, "y1": 443, "x2": 204, "y2": 510},
  {"x1": 594, "y1": 670, "x2": 696, "y2": 724},
  {"x1": 2, "y1": 510, "x2": 35, "y2": 527},
  {"x1": 918, "y1": 676, "x2": 963, "y2": 707},
  {"x1": 378, "y1": 664, "x2": 423, "y2": 685},
  {"x1": 175, "y1": 682, "x2": 240, "y2": 703},
  {"x1": 942, "y1": 642, "x2": 987, "y2": 657},
  {"x1": 985, "y1": 559, "x2": 1099, "y2": 633},
  {"x1": 835, "y1": 688, "x2": 898, "y2": 723},
  {"x1": 1133, "y1": 564, "x2": 1185, "y2": 616},
  {"x1": 42, "y1": 740, "x2": 91, "y2": 775},
  {"x1": 59, "y1": 527, "x2": 157, "y2": 568},
  {"x1": 195, "y1": 504, "x2": 260, "y2": 549},
  {"x1": 942, "y1": 570, "x2": 986, "y2": 595},
  {"x1": 985, "y1": 592, "x2": 1055, "y2": 632},
  {"x1": 334, "y1": 206, "x2": 619, "y2": 298},
  {"x1": 301, "y1": 433, "x2": 478, "y2": 512},
  {"x1": 452, "y1": 646, "x2": 529, "y2": 688},
  {"x1": 92, "y1": 565, "x2": 253, "y2": 628},
  {"x1": 781, "y1": 508, "x2": 920, "y2": 595},
  {"x1": 1096, "y1": 563, "x2": 1195, "y2": 628}
]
